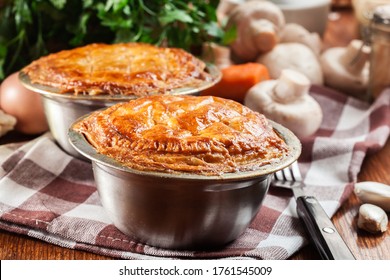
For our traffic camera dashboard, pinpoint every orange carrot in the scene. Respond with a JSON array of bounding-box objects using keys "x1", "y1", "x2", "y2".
[{"x1": 200, "y1": 62, "x2": 270, "y2": 103}]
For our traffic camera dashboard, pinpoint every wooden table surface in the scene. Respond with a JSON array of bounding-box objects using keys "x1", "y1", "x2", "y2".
[{"x1": 1, "y1": 8, "x2": 389, "y2": 260}]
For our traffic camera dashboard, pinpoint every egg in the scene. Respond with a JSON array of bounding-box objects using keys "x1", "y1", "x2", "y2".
[{"x1": 0, "y1": 72, "x2": 49, "y2": 134}]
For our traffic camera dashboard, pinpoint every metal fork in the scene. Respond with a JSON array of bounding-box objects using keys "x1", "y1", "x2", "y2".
[{"x1": 272, "y1": 162, "x2": 356, "y2": 260}]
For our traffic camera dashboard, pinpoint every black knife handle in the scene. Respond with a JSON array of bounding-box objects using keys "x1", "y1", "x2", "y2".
[{"x1": 296, "y1": 195, "x2": 356, "y2": 260}]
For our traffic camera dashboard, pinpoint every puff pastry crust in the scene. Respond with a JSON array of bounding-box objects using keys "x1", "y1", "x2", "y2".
[
  {"x1": 73, "y1": 95, "x2": 290, "y2": 175},
  {"x1": 21, "y1": 43, "x2": 213, "y2": 96}
]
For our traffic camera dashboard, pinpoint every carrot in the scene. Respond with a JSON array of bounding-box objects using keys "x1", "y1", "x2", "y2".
[{"x1": 200, "y1": 62, "x2": 270, "y2": 103}]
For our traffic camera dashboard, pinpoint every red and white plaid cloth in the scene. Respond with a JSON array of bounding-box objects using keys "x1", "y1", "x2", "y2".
[{"x1": 0, "y1": 86, "x2": 389, "y2": 260}]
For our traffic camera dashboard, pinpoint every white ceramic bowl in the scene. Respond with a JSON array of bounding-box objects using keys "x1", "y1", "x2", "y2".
[{"x1": 271, "y1": 0, "x2": 331, "y2": 35}]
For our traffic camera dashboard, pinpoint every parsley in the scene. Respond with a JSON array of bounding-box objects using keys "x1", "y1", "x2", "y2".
[{"x1": 0, "y1": 0, "x2": 233, "y2": 81}]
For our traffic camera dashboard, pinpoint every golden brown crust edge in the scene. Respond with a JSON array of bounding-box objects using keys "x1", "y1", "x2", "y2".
[
  {"x1": 73, "y1": 95, "x2": 290, "y2": 175},
  {"x1": 22, "y1": 42, "x2": 213, "y2": 96}
]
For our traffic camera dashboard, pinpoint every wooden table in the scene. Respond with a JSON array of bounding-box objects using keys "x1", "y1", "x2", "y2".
[{"x1": 1, "y1": 8, "x2": 389, "y2": 260}]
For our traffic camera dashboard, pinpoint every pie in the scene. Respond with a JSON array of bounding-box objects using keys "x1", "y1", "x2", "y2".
[
  {"x1": 73, "y1": 95, "x2": 290, "y2": 175},
  {"x1": 21, "y1": 42, "x2": 214, "y2": 96}
]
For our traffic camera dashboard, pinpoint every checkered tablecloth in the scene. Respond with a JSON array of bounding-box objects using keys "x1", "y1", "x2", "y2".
[{"x1": 0, "y1": 86, "x2": 389, "y2": 260}]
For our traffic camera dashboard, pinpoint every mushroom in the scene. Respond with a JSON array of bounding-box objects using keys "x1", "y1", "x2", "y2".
[
  {"x1": 357, "y1": 204, "x2": 388, "y2": 234},
  {"x1": 279, "y1": 23, "x2": 323, "y2": 57},
  {"x1": 244, "y1": 69, "x2": 323, "y2": 138},
  {"x1": 257, "y1": 42, "x2": 324, "y2": 85},
  {"x1": 320, "y1": 39, "x2": 370, "y2": 100},
  {"x1": 216, "y1": 0, "x2": 242, "y2": 24},
  {"x1": 226, "y1": 0, "x2": 285, "y2": 62},
  {"x1": 201, "y1": 42, "x2": 233, "y2": 69}
]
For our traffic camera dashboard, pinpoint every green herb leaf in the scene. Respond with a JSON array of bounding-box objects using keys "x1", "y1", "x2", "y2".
[
  {"x1": 0, "y1": 46, "x2": 7, "y2": 80},
  {"x1": 104, "y1": 0, "x2": 129, "y2": 13},
  {"x1": 159, "y1": 9, "x2": 193, "y2": 25},
  {"x1": 14, "y1": 0, "x2": 32, "y2": 27},
  {"x1": 68, "y1": 12, "x2": 91, "y2": 46},
  {"x1": 49, "y1": 0, "x2": 67, "y2": 10},
  {"x1": 222, "y1": 25, "x2": 237, "y2": 46},
  {"x1": 0, "y1": 0, "x2": 229, "y2": 81}
]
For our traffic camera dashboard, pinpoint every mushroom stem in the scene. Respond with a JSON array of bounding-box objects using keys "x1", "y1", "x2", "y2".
[
  {"x1": 273, "y1": 69, "x2": 311, "y2": 103},
  {"x1": 251, "y1": 19, "x2": 279, "y2": 53},
  {"x1": 320, "y1": 39, "x2": 370, "y2": 100},
  {"x1": 217, "y1": 0, "x2": 241, "y2": 23},
  {"x1": 227, "y1": 0, "x2": 285, "y2": 61},
  {"x1": 340, "y1": 39, "x2": 371, "y2": 76}
]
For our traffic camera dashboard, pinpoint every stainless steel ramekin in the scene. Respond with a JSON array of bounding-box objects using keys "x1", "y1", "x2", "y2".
[
  {"x1": 19, "y1": 65, "x2": 221, "y2": 159},
  {"x1": 68, "y1": 120, "x2": 301, "y2": 250}
]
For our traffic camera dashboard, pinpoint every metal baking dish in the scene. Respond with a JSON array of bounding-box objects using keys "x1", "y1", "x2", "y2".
[
  {"x1": 68, "y1": 120, "x2": 301, "y2": 250},
  {"x1": 19, "y1": 65, "x2": 221, "y2": 159}
]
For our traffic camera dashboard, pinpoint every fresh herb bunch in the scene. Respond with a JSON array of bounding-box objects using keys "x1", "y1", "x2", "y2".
[{"x1": 0, "y1": 0, "x2": 235, "y2": 81}]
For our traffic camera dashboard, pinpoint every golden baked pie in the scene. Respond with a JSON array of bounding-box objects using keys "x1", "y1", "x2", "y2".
[
  {"x1": 21, "y1": 43, "x2": 213, "y2": 96},
  {"x1": 73, "y1": 95, "x2": 290, "y2": 175}
]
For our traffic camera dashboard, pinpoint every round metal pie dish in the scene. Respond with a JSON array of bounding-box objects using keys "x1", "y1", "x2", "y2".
[
  {"x1": 18, "y1": 65, "x2": 221, "y2": 158},
  {"x1": 68, "y1": 119, "x2": 301, "y2": 250}
]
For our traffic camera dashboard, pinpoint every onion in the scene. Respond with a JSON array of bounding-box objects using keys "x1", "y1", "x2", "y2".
[{"x1": 0, "y1": 72, "x2": 49, "y2": 134}]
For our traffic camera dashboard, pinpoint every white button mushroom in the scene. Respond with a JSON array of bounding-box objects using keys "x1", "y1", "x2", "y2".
[
  {"x1": 320, "y1": 39, "x2": 370, "y2": 100},
  {"x1": 357, "y1": 203, "x2": 388, "y2": 233},
  {"x1": 279, "y1": 23, "x2": 323, "y2": 57},
  {"x1": 244, "y1": 69, "x2": 323, "y2": 138},
  {"x1": 226, "y1": 1, "x2": 285, "y2": 61},
  {"x1": 257, "y1": 42, "x2": 324, "y2": 85}
]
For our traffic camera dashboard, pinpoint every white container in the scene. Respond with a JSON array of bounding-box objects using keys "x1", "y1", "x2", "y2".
[{"x1": 270, "y1": 0, "x2": 331, "y2": 35}]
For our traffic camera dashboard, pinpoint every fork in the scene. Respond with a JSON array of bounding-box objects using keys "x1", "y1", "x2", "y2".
[{"x1": 272, "y1": 161, "x2": 356, "y2": 260}]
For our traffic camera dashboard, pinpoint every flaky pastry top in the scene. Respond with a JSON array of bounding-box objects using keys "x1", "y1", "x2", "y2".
[
  {"x1": 73, "y1": 95, "x2": 289, "y2": 175},
  {"x1": 21, "y1": 43, "x2": 213, "y2": 96}
]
